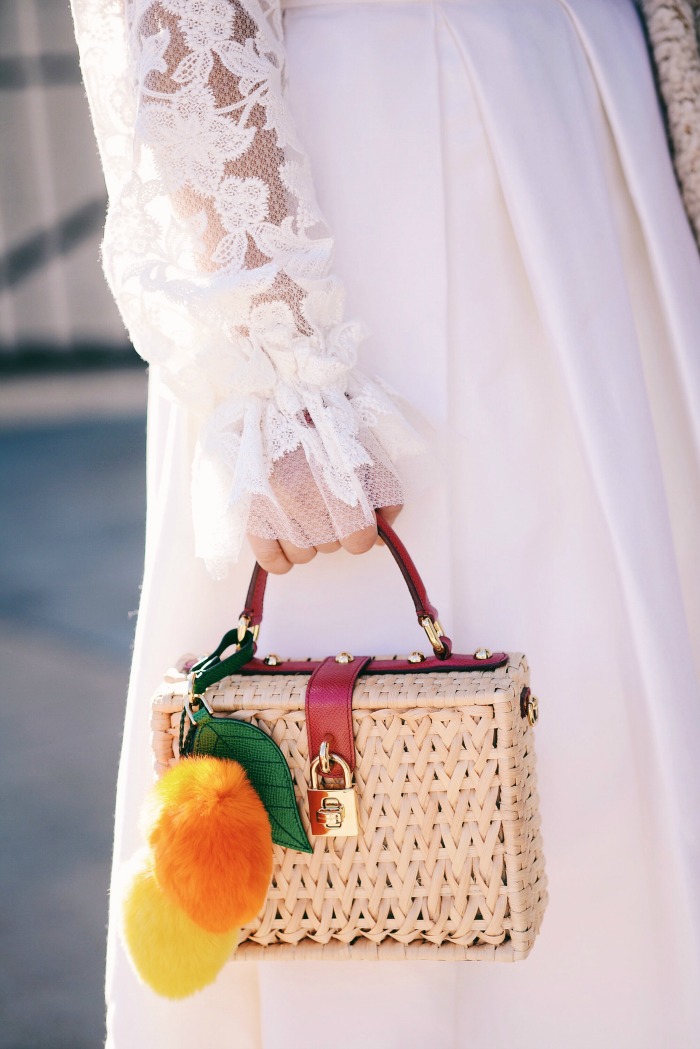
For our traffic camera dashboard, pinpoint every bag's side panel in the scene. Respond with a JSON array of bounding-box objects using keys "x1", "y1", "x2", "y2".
[
  {"x1": 491, "y1": 657, "x2": 548, "y2": 959},
  {"x1": 512, "y1": 666, "x2": 548, "y2": 955}
]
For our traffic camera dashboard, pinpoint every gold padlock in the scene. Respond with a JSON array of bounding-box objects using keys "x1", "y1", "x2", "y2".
[{"x1": 307, "y1": 750, "x2": 359, "y2": 838}]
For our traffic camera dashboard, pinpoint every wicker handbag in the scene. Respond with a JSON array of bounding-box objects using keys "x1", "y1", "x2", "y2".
[{"x1": 151, "y1": 516, "x2": 547, "y2": 961}]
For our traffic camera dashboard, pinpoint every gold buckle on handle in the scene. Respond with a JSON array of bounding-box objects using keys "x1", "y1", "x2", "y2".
[
  {"x1": 237, "y1": 614, "x2": 260, "y2": 644},
  {"x1": 419, "y1": 615, "x2": 447, "y2": 656}
]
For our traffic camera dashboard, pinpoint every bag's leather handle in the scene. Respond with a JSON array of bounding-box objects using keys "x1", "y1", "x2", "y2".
[{"x1": 240, "y1": 512, "x2": 452, "y2": 659}]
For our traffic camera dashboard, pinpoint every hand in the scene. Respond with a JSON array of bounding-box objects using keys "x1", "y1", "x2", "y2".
[{"x1": 247, "y1": 504, "x2": 402, "y2": 574}]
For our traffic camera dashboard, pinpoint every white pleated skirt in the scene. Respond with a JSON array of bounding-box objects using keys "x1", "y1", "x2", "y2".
[{"x1": 105, "y1": 1, "x2": 700, "y2": 1045}]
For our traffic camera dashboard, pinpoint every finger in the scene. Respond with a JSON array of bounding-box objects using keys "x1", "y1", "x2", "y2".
[
  {"x1": 375, "y1": 504, "x2": 403, "y2": 545},
  {"x1": 340, "y1": 523, "x2": 378, "y2": 556},
  {"x1": 279, "y1": 539, "x2": 317, "y2": 565},
  {"x1": 247, "y1": 535, "x2": 293, "y2": 575},
  {"x1": 315, "y1": 541, "x2": 342, "y2": 553},
  {"x1": 379, "y1": 504, "x2": 402, "y2": 526}
]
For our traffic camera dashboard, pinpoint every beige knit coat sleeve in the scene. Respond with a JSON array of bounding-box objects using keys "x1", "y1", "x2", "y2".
[{"x1": 638, "y1": 0, "x2": 700, "y2": 246}]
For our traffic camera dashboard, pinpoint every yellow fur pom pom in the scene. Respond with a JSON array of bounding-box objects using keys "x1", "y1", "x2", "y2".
[
  {"x1": 119, "y1": 849, "x2": 238, "y2": 999},
  {"x1": 143, "y1": 756, "x2": 273, "y2": 933}
]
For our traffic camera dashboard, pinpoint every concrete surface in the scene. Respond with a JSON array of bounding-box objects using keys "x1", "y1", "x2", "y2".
[{"x1": 0, "y1": 371, "x2": 148, "y2": 1048}]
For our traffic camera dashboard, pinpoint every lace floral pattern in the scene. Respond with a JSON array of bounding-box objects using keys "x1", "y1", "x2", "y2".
[{"x1": 69, "y1": 0, "x2": 427, "y2": 574}]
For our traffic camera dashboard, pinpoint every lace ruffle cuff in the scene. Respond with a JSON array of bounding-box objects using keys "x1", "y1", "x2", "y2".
[{"x1": 183, "y1": 321, "x2": 428, "y2": 577}]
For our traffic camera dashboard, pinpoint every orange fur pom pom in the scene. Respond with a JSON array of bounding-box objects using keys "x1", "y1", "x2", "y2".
[
  {"x1": 118, "y1": 849, "x2": 238, "y2": 999},
  {"x1": 143, "y1": 756, "x2": 273, "y2": 932}
]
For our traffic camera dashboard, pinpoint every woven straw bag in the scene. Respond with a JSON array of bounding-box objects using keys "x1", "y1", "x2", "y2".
[{"x1": 151, "y1": 516, "x2": 547, "y2": 961}]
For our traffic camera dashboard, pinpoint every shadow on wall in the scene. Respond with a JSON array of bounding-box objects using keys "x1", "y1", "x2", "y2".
[{"x1": 0, "y1": 0, "x2": 131, "y2": 369}]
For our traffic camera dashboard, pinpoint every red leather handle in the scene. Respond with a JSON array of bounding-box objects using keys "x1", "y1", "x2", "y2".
[
  {"x1": 374, "y1": 514, "x2": 439, "y2": 621},
  {"x1": 242, "y1": 559, "x2": 267, "y2": 628},
  {"x1": 240, "y1": 513, "x2": 451, "y2": 658}
]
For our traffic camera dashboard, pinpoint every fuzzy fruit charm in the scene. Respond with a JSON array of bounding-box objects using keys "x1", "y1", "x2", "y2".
[
  {"x1": 119, "y1": 849, "x2": 239, "y2": 1000},
  {"x1": 143, "y1": 755, "x2": 274, "y2": 931},
  {"x1": 119, "y1": 756, "x2": 273, "y2": 997}
]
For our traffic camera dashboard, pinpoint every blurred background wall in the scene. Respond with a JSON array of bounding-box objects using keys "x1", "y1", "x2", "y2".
[
  {"x1": 0, "y1": 0, "x2": 130, "y2": 366},
  {"x1": 0, "y1": 4, "x2": 147, "y2": 1047}
]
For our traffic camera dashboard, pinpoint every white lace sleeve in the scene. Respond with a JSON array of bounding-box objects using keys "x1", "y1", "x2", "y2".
[{"x1": 69, "y1": 0, "x2": 427, "y2": 575}]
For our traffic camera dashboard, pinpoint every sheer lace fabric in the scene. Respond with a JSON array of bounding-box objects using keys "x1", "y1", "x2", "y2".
[{"x1": 69, "y1": 0, "x2": 426, "y2": 574}]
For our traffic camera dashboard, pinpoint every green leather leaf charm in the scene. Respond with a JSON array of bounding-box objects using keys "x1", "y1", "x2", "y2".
[{"x1": 189, "y1": 709, "x2": 312, "y2": 854}]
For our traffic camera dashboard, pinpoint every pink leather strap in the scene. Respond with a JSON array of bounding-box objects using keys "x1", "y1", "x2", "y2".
[
  {"x1": 242, "y1": 563, "x2": 267, "y2": 627},
  {"x1": 305, "y1": 655, "x2": 372, "y2": 772},
  {"x1": 240, "y1": 512, "x2": 450, "y2": 656}
]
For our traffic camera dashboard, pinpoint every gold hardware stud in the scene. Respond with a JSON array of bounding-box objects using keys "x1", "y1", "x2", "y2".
[
  {"x1": 474, "y1": 647, "x2": 492, "y2": 660},
  {"x1": 335, "y1": 652, "x2": 354, "y2": 664},
  {"x1": 263, "y1": 653, "x2": 282, "y2": 666},
  {"x1": 527, "y1": 694, "x2": 539, "y2": 727},
  {"x1": 407, "y1": 651, "x2": 425, "y2": 663}
]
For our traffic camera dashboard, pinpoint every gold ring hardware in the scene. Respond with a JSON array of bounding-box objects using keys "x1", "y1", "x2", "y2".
[
  {"x1": 474, "y1": 648, "x2": 492, "y2": 660},
  {"x1": 335, "y1": 652, "x2": 354, "y2": 664},
  {"x1": 237, "y1": 614, "x2": 260, "y2": 644},
  {"x1": 419, "y1": 616, "x2": 447, "y2": 656},
  {"x1": 187, "y1": 672, "x2": 201, "y2": 714},
  {"x1": 186, "y1": 673, "x2": 199, "y2": 723},
  {"x1": 407, "y1": 651, "x2": 425, "y2": 664},
  {"x1": 263, "y1": 653, "x2": 282, "y2": 666},
  {"x1": 186, "y1": 673, "x2": 213, "y2": 720},
  {"x1": 319, "y1": 739, "x2": 333, "y2": 775},
  {"x1": 527, "y1": 694, "x2": 539, "y2": 727}
]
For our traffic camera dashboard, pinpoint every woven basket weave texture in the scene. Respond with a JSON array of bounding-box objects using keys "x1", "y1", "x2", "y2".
[{"x1": 151, "y1": 655, "x2": 547, "y2": 961}]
